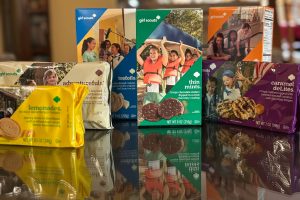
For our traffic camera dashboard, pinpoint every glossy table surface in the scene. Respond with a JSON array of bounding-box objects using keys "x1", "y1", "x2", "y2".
[{"x1": 0, "y1": 121, "x2": 299, "y2": 199}]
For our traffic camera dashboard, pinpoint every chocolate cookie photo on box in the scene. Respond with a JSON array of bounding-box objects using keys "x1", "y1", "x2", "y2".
[
  {"x1": 137, "y1": 9, "x2": 203, "y2": 126},
  {"x1": 203, "y1": 60, "x2": 300, "y2": 133}
]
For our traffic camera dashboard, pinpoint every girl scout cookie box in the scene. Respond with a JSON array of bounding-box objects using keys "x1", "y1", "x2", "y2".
[
  {"x1": 76, "y1": 8, "x2": 137, "y2": 120},
  {"x1": 203, "y1": 60, "x2": 300, "y2": 134},
  {"x1": 206, "y1": 7, "x2": 274, "y2": 62},
  {"x1": 137, "y1": 9, "x2": 203, "y2": 126},
  {"x1": 0, "y1": 84, "x2": 88, "y2": 148},
  {"x1": 0, "y1": 62, "x2": 112, "y2": 129}
]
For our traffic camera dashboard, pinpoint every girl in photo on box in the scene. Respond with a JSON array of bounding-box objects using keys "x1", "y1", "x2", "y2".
[
  {"x1": 163, "y1": 41, "x2": 185, "y2": 93},
  {"x1": 43, "y1": 69, "x2": 58, "y2": 86},
  {"x1": 140, "y1": 160, "x2": 169, "y2": 200},
  {"x1": 81, "y1": 37, "x2": 98, "y2": 62},
  {"x1": 108, "y1": 43, "x2": 124, "y2": 70},
  {"x1": 137, "y1": 36, "x2": 168, "y2": 104},
  {"x1": 237, "y1": 23, "x2": 252, "y2": 59},
  {"x1": 222, "y1": 68, "x2": 251, "y2": 101},
  {"x1": 99, "y1": 39, "x2": 111, "y2": 61},
  {"x1": 123, "y1": 43, "x2": 132, "y2": 56},
  {"x1": 222, "y1": 70, "x2": 241, "y2": 101},
  {"x1": 180, "y1": 48, "x2": 200, "y2": 76},
  {"x1": 204, "y1": 76, "x2": 220, "y2": 120},
  {"x1": 165, "y1": 163, "x2": 185, "y2": 199},
  {"x1": 224, "y1": 30, "x2": 238, "y2": 61},
  {"x1": 207, "y1": 32, "x2": 231, "y2": 61}
]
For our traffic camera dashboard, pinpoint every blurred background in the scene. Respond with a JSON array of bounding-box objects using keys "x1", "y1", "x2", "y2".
[{"x1": 0, "y1": 0, "x2": 298, "y2": 63}]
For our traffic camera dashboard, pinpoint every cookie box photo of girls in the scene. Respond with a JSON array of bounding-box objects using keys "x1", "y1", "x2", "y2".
[
  {"x1": 206, "y1": 7, "x2": 274, "y2": 62},
  {"x1": 137, "y1": 9, "x2": 203, "y2": 127}
]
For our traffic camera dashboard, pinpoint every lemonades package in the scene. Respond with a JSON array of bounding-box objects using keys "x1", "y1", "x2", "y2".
[
  {"x1": 206, "y1": 7, "x2": 274, "y2": 62},
  {"x1": 203, "y1": 60, "x2": 300, "y2": 133},
  {"x1": 76, "y1": 8, "x2": 137, "y2": 120},
  {"x1": 137, "y1": 9, "x2": 203, "y2": 126},
  {"x1": 0, "y1": 84, "x2": 88, "y2": 147},
  {"x1": 0, "y1": 62, "x2": 112, "y2": 129},
  {"x1": 0, "y1": 145, "x2": 91, "y2": 199}
]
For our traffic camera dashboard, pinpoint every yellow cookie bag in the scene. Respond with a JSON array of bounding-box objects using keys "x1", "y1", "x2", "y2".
[
  {"x1": 0, "y1": 83, "x2": 88, "y2": 147},
  {"x1": 0, "y1": 61, "x2": 113, "y2": 129},
  {"x1": 0, "y1": 145, "x2": 91, "y2": 199}
]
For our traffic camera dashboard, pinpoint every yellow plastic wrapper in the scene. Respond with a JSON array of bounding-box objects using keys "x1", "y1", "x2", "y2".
[
  {"x1": 0, "y1": 62, "x2": 113, "y2": 129},
  {"x1": 0, "y1": 145, "x2": 91, "y2": 199},
  {"x1": 0, "y1": 83, "x2": 88, "y2": 147}
]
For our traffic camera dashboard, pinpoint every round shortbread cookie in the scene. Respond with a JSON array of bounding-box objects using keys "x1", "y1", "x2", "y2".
[
  {"x1": 0, "y1": 118, "x2": 21, "y2": 140},
  {"x1": 2, "y1": 151, "x2": 23, "y2": 172},
  {"x1": 255, "y1": 104, "x2": 265, "y2": 115},
  {"x1": 111, "y1": 92, "x2": 124, "y2": 112}
]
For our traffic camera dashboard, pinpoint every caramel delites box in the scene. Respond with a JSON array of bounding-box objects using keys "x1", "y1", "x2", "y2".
[
  {"x1": 76, "y1": 8, "x2": 137, "y2": 119},
  {"x1": 203, "y1": 60, "x2": 300, "y2": 133},
  {"x1": 137, "y1": 9, "x2": 203, "y2": 126},
  {"x1": 206, "y1": 7, "x2": 274, "y2": 62}
]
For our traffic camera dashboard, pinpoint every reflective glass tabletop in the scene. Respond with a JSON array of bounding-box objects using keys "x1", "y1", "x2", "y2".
[{"x1": 0, "y1": 121, "x2": 299, "y2": 199}]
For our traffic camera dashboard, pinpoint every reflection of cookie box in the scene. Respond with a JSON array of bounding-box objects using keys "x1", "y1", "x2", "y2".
[
  {"x1": 207, "y1": 7, "x2": 274, "y2": 62},
  {"x1": 203, "y1": 122, "x2": 295, "y2": 194},
  {"x1": 84, "y1": 131, "x2": 115, "y2": 192},
  {"x1": 249, "y1": 131, "x2": 295, "y2": 194}
]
